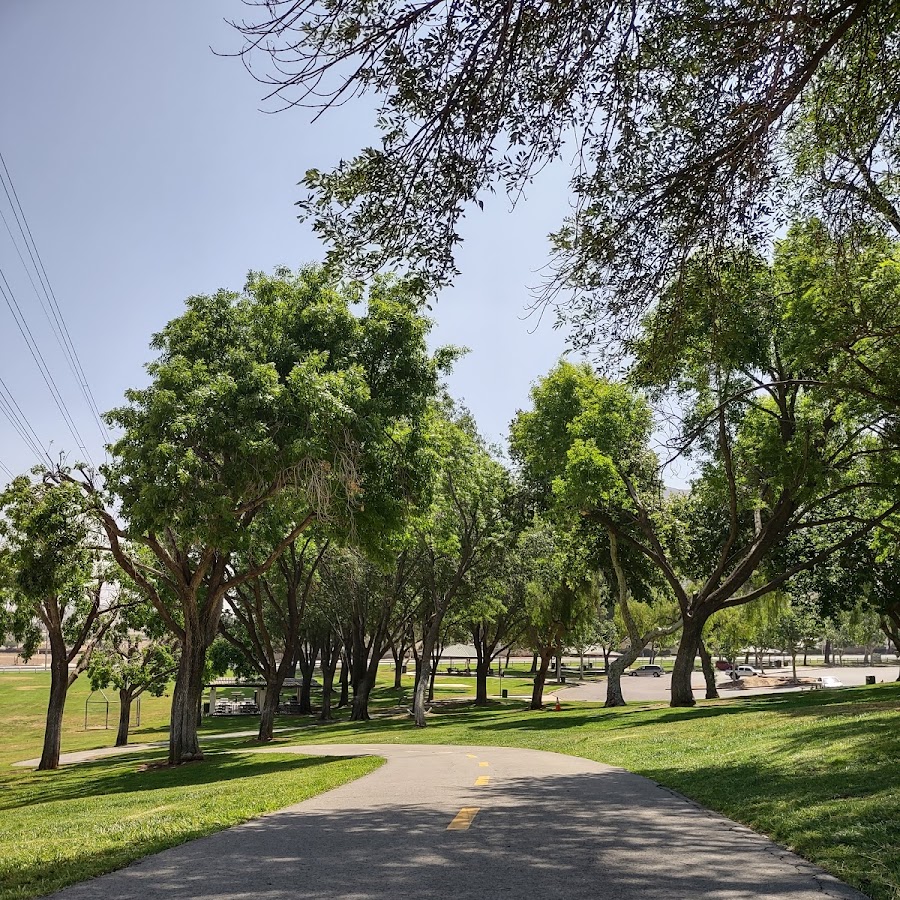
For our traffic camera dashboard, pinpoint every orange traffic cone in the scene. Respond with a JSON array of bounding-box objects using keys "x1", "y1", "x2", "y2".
[{"x1": 554, "y1": 697, "x2": 561, "y2": 712}]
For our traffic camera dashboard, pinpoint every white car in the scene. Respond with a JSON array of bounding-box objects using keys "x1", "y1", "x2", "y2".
[
  {"x1": 628, "y1": 664, "x2": 665, "y2": 677},
  {"x1": 724, "y1": 665, "x2": 763, "y2": 679},
  {"x1": 816, "y1": 676, "x2": 844, "y2": 688}
]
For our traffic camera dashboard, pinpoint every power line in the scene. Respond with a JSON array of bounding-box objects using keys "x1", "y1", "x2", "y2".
[
  {"x1": 0, "y1": 458, "x2": 13, "y2": 480},
  {"x1": 0, "y1": 149, "x2": 110, "y2": 448},
  {"x1": 0, "y1": 265, "x2": 94, "y2": 466},
  {"x1": 0, "y1": 373, "x2": 50, "y2": 467}
]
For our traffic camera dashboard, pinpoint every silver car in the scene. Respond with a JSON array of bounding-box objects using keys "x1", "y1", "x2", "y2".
[{"x1": 628, "y1": 664, "x2": 664, "y2": 677}]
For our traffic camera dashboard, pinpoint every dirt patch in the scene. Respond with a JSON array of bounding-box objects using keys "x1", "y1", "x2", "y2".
[{"x1": 717, "y1": 675, "x2": 802, "y2": 690}]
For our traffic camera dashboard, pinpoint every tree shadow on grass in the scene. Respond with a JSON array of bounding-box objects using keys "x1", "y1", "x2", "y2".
[{"x1": 3, "y1": 753, "x2": 354, "y2": 811}]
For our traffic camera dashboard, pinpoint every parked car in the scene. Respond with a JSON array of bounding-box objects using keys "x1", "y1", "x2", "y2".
[
  {"x1": 816, "y1": 676, "x2": 845, "y2": 688},
  {"x1": 723, "y1": 665, "x2": 763, "y2": 679},
  {"x1": 628, "y1": 664, "x2": 664, "y2": 677}
]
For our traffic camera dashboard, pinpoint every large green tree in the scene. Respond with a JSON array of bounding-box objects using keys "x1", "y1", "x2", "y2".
[
  {"x1": 0, "y1": 478, "x2": 116, "y2": 769},
  {"x1": 411, "y1": 402, "x2": 509, "y2": 726},
  {"x1": 234, "y1": 2, "x2": 900, "y2": 340},
  {"x1": 511, "y1": 362, "x2": 680, "y2": 706},
  {"x1": 65, "y1": 267, "x2": 443, "y2": 763}
]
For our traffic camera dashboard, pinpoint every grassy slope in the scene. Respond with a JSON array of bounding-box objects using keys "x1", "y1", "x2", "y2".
[
  {"x1": 4, "y1": 669, "x2": 899, "y2": 899},
  {"x1": 0, "y1": 672, "x2": 380, "y2": 900}
]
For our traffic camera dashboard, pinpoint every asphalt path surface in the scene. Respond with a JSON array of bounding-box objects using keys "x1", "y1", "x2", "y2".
[
  {"x1": 47, "y1": 743, "x2": 865, "y2": 900},
  {"x1": 559, "y1": 664, "x2": 896, "y2": 703}
]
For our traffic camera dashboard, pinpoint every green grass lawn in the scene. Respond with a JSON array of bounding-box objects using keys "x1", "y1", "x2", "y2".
[
  {"x1": 4, "y1": 669, "x2": 900, "y2": 900},
  {"x1": 0, "y1": 672, "x2": 380, "y2": 900}
]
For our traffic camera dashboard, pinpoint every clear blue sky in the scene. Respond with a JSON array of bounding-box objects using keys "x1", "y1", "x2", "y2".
[{"x1": 0, "y1": 1, "x2": 690, "y2": 485}]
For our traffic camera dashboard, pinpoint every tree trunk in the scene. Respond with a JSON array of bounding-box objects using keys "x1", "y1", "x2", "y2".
[
  {"x1": 319, "y1": 650, "x2": 339, "y2": 722},
  {"x1": 427, "y1": 664, "x2": 437, "y2": 702},
  {"x1": 337, "y1": 652, "x2": 350, "y2": 708},
  {"x1": 351, "y1": 674, "x2": 373, "y2": 721},
  {"x1": 393, "y1": 650, "x2": 404, "y2": 690},
  {"x1": 530, "y1": 649, "x2": 552, "y2": 710},
  {"x1": 38, "y1": 653, "x2": 70, "y2": 770},
  {"x1": 116, "y1": 689, "x2": 133, "y2": 747},
  {"x1": 824, "y1": 638, "x2": 832, "y2": 665},
  {"x1": 169, "y1": 635, "x2": 208, "y2": 764},
  {"x1": 297, "y1": 645, "x2": 318, "y2": 715},
  {"x1": 791, "y1": 652, "x2": 798, "y2": 681},
  {"x1": 698, "y1": 639, "x2": 719, "y2": 700},
  {"x1": 530, "y1": 652, "x2": 538, "y2": 673},
  {"x1": 257, "y1": 676, "x2": 285, "y2": 742},
  {"x1": 605, "y1": 643, "x2": 643, "y2": 707},
  {"x1": 671, "y1": 613, "x2": 706, "y2": 708},
  {"x1": 413, "y1": 619, "x2": 444, "y2": 727},
  {"x1": 475, "y1": 656, "x2": 490, "y2": 706}
]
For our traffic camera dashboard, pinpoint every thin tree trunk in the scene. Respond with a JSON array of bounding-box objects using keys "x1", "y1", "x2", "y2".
[
  {"x1": 392, "y1": 644, "x2": 404, "y2": 690},
  {"x1": 337, "y1": 654, "x2": 350, "y2": 708},
  {"x1": 116, "y1": 689, "x2": 133, "y2": 747},
  {"x1": 791, "y1": 652, "x2": 798, "y2": 681},
  {"x1": 414, "y1": 617, "x2": 444, "y2": 727},
  {"x1": 698, "y1": 639, "x2": 719, "y2": 700},
  {"x1": 671, "y1": 614, "x2": 706, "y2": 708},
  {"x1": 529, "y1": 652, "x2": 538, "y2": 673},
  {"x1": 297, "y1": 645, "x2": 318, "y2": 715},
  {"x1": 38, "y1": 653, "x2": 69, "y2": 770},
  {"x1": 530, "y1": 648, "x2": 552, "y2": 710},
  {"x1": 319, "y1": 643, "x2": 341, "y2": 722}
]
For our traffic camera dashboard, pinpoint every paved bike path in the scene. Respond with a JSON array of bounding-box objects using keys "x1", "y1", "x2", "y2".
[{"x1": 47, "y1": 743, "x2": 866, "y2": 900}]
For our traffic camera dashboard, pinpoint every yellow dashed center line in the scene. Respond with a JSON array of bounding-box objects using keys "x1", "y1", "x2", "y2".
[
  {"x1": 447, "y1": 807, "x2": 480, "y2": 830},
  {"x1": 474, "y1": 775, "x2": 490, "y2": 786},
  {"x1": 466, "y1": 754, "x2": 477, "y2": 759},
  {"x1": 478, "y1": 761, "x2": 490, "y2": 767}
]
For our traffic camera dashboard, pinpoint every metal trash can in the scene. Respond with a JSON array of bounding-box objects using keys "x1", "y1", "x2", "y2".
[
  {"x1": 501, "y1": 688, "x2": 508, "y2": 699},
  {"x1": 866, "y1": 675, "x2": 876, "y2": 685}
]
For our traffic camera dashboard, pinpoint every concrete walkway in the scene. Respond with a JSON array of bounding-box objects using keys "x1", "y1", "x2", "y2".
[{"x1": 46, "y1": 743, "x2": 865, "y2": 900}]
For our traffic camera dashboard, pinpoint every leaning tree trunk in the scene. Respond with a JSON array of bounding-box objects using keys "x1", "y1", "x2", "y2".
[
  {"x1": 530, "y1": 652, "x2": 538, "y2": 674},
  {"x1": 605, "y1": 643, "x2": 644, "y2": 707},
  {"x1": 414, "y1": 614, "x2": 446, "y2": 727},
  {"x1": 530, "y1": 648, "x2": 553, "y2": 710},
  {"x1": 38, "y1": 648, "x2": 70, "y2": 770},
  {"x1": 671, "y1": 613, "x2": 707, "y2": 708},
  {"x1": 698, "y1": 639, "x2": 719, "y2": 700},
  {"x1": 116, "y1": 689, "x2": 135, "y2": 747}
]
